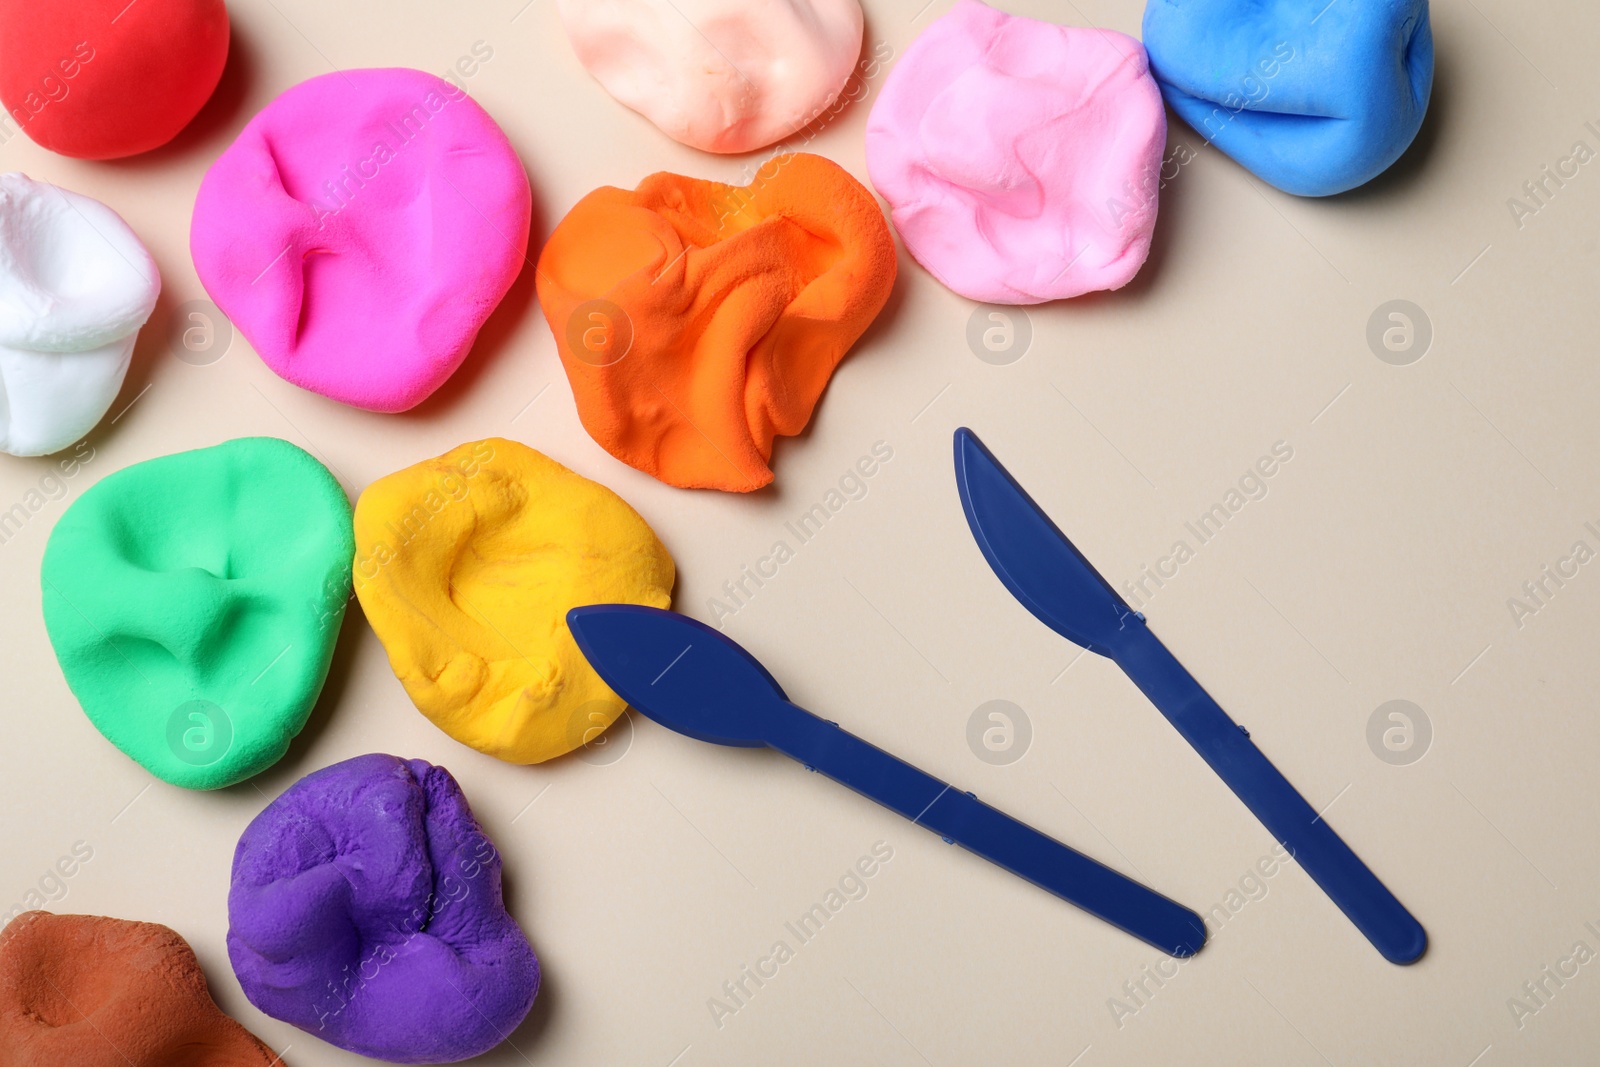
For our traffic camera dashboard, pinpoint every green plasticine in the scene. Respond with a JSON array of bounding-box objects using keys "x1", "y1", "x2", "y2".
[{"x1": 41, "y1": 437, "x2": 353, "y2": 789}]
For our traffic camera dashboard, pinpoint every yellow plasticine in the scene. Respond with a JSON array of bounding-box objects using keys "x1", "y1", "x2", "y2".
[{"x1": 353, "y1": 438, "x2": 675, "y2": 762}]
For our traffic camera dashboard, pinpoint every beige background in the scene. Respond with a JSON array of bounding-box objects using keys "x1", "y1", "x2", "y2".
[{"x1": 2, "y1": 0, "x2": 1597, "y2": 1063}]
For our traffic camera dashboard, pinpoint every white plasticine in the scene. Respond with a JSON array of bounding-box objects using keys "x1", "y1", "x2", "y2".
[
  {"x1": 0, "y1": 173, "x2": 159, "y2": 457},
  {"x1": 557, "y1": 0, "x2": 864, "y2": 154}
]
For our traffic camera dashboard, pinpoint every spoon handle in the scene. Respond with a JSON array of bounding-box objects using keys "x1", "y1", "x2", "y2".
[{"x1": 769, "y1": 703, "x2": 1207, "y2": 957}]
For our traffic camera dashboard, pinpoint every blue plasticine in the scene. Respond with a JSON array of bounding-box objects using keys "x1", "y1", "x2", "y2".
[{"x1": 1142, "y1": 0, "x2": 1434, "y2": 196}]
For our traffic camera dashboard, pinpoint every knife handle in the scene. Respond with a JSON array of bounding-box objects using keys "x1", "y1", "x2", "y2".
[
  {"x1": 1114, "y1": 624, "x2": 1427, "y2": 965},
  {"x1": 769, "y1": 704, "x2": 1208, "y2": 958}
]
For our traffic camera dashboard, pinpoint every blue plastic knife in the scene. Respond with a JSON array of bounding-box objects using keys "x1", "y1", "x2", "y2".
[
  {"x1": 953, "y1": 427, "x2": 1427, "y2": 965},
  {"x1": 568, "y1": 603, "x2": 1208, "y2": 957}
]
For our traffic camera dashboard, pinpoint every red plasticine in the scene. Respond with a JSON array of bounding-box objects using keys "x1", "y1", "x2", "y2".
[
  {"x1": 0, "y1": 0, "x2": 229, "y2": 159},
  {"x1": 0, "y1": 912, "x2": 285, "y2": 1067}
]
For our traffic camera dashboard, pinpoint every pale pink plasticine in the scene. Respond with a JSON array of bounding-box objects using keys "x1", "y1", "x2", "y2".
[
  {"x1": 557, "y1": 0, "x2": 864, "y2": 154},
  {"x1": 191, "y1": 68, "x2": 532, "y2": 412},
  {"x1": 865, "y1": 0, "x2": 1166, "y2": 305}
]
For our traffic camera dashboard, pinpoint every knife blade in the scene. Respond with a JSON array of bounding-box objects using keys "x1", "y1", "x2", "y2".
[
  {"x1": 568, "y1": 604, "x2": 1208, "y2": 957},
  {"x1": 954, "y1": 427, "x2": 1427, "y2": 965}
]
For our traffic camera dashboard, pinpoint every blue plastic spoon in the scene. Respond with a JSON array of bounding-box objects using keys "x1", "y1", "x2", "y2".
[
  {"x1": 568, "y1": 603, "x2": 1208, "y2": 957},
  {"x1": 954, "y1": 427, "x2": 1427, "y2": 965}
]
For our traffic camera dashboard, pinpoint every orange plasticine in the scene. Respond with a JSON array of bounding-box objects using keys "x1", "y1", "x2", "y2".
[{"x1": 536, "y1": 153, "x2": 897, "y2": 492}]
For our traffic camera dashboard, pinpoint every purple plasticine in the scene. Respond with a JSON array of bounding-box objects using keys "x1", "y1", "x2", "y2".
[{"x1": 227, "y1": 754, "x2": 539, "y2": 1063}]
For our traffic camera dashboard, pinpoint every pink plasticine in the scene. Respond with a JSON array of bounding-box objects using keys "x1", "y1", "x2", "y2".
[
  {"x1": 866, "y1": 0, "x2": 1166, "y2": 305},
  {"x1": 191, "y1": 68, "x2": 532, "y2": 412}
]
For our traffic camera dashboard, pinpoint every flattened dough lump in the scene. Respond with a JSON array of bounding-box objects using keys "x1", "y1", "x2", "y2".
[
  {"x1": 558, "y1": 0, "x2": 864, "y2": 153},
  {"x1": 354, "y1": 439, "x2": 674, "y2": 762},
  {"x1": 41, "y1": 437, "x2": 353, "y2": 790}
]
